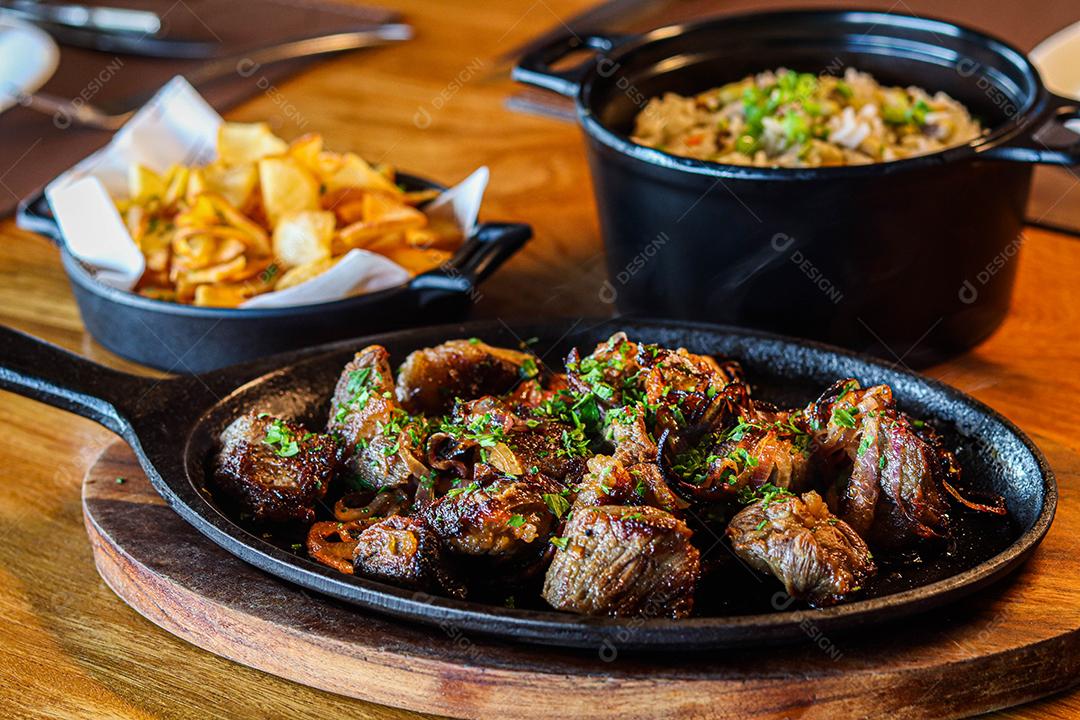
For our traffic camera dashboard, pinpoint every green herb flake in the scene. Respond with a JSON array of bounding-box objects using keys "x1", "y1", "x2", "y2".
[
  {"x1": 520, "y1": 357, "x2": 539, "y2": 379},
  {"x1": 263, "y1": 418, "x2": 300, "y2": 458},
  {"x1": 831, "y1": 405, "x2": 858, "y2": 429}
]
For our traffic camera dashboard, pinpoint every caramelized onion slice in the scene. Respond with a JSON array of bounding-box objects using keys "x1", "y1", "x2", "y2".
[
  {"x1": 334, "y1": 488, "x2": 410, "y2": 522},
  {"x1": 307, "y1": 520, "x2": 371, "y2": 574},
  {"x1": 942, "y1": 479, "x2": 1008, "y2": 515}
]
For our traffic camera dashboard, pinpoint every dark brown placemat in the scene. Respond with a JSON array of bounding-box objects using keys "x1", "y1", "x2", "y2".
[
  {"x1": 0, "y1": 0, "x2": 399, "y2": 217},
  {"x1": 507, "y1": 0, "x2": 1080, "y2": 234}
]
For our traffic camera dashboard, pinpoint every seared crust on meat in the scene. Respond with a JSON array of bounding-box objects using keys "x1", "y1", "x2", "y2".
[
  {"x1": 542, "y1": 505, "x2": 700, "y2": 618},
  {"x1": 215, "y1": 412, "x2": 338, "y2": 523},
  {"x1": 396, "y1": 339, "x2": 533, "y2": 415},
  {"x1": 353, "y1": 515, "x2": 465, "y2": 597},
  {"x1": 807, "y1": 380, "x2": 950, "y2": 549},
  {"x1": 727, "y1": 490, "x2": 876, "y2": 606},
  {"x1": 423, "y1": 465, "x2": 559, "y2": 558},
  {"x1": 573, "y1": 455, "x2": 683, "y2": 514}
]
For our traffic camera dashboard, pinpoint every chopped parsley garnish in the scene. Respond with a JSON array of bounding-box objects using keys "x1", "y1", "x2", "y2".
[
  {"x1": 831, "y1": 405, "x2": 859, "y2": 429},
  {"x1": 738, "y1": 482, "x2": 793, "y2": 507},
  {"x1": 550, "y1": 536, "x2": 569, "y2": 550},
  {"x1": 263, "y1": 418, "x2": 300, "y2": 458},
  {"x1": 857, "y1": 432, "x2": 873, "y2": 457},
  {"x1": 507, "y1": 514, "x2": 526, "y2": 528},
  {"x1": 335, "y1": 367, "x2": 376, "y2": 422},
  {"x1": 671, "y1": 437, "x2": 722, "y2": 486},
  {"x1": 724, "y1": 417, "x2": 759, "y2": 442},
  {"x1": 446, "y1": 481, "x2": 479, "y2": 498},
  {"x1": 439, "y1": 411, "x2": 507, "y2": 449},
  {"x1": 729, "y1": 446, "x2": 759, "y2": 468},
  {"x1": 519, "y1": 357, "x2": 539, "y2": 379}
]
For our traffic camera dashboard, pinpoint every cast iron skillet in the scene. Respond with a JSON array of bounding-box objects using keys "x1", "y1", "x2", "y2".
[
  {"x1": 0, "y1": 319, "x2": 1056, "y2": 650},
  {"x1": 16, "y1": 175, "x2": 530, "y2": 374}
]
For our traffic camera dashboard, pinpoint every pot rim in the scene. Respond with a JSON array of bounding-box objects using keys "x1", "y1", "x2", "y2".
[{"x1": 562, "y1": 9, "x2": 1060, "y2": 181}]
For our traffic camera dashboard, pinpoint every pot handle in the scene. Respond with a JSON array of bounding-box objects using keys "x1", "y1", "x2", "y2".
[
  {"x1": 512, "y1": 32, "x2": 626, "y2": 98},
  {"x1": 409, "y1": 221, "x2": 531, "y2": 295},
  {"x1": 0, "y1": 325, "x2": 153, "y2": 437},
  {"x1": 982, "y1": 92, "x2": 1080, "y2": 165}
]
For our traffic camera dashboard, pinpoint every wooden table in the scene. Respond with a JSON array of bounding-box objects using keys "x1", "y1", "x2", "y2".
[{"x1": 0, "y1": 0, "x2": 1077, "y2": 717}]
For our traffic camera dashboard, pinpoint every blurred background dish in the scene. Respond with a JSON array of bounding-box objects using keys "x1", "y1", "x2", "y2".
[
  {"x1": 1031, "y1": 18, "x2": 1080, "y2": 126},
  {"x1": 18, "y1": 179, "x2": 530, "y2": 373},
  {"x1": 0, "y1": 14, "x2": 59, "y2": 114},
  {"x1": 514, "y1": 9, "x2": 1080, "y2": 366}
]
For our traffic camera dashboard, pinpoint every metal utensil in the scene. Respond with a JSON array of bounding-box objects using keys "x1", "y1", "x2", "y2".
[
  {"x1": 0, "y1": 0, "x2": 160, "y2": 35},
  {"x1": 16, "y1": 23, "x2": 413, "y2": 130}
]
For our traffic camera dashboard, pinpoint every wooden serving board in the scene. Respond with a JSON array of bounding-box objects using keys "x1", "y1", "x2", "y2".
[{"x1": 83, "y1": 439, "x2": 1080, "y2": 720}]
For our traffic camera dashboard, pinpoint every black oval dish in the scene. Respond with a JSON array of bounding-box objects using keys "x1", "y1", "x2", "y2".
[
  {"x1": 0, "y1": 318, "x2": 1055, "y2": 650},
  {"x1": 16, "y1": 174, "x2": 530, "y2": 373},
  {"x1": 514, "y1": 10, "x2": 1080, "y2": 366}
]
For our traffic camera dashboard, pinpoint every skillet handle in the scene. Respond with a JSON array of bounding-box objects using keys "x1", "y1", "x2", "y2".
[
  {"x1": 982, "y1": 92, "x2": 1080, "y2": 165},
  {"x1": 409, "y1": 222, "x2": 531, "y2": 296},
  {"x1": 15, "y1": 188, "x2": 63, "y2": 245},
  {"x1": 512, "y1": 32, "x2": 626, "y2": 98},
  {"x1": 0, "y1": 326, "x2": 151, "y2": 437}
]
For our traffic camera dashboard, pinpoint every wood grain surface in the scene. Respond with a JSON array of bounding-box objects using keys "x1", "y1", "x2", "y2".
[
  {"x1": 82, "y1": 439, "x2": 1080, "y2": 720},
  {"x1": 1, "y1": 0, "x2": 1079, "y2": 718}
]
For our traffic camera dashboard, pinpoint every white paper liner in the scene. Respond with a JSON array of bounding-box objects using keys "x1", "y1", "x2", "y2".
[{"x1": 45, "y1": 77, "x2": 488, "y2": 308}]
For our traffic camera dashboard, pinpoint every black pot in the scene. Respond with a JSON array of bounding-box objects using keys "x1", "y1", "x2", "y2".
[
  {"x1": 514, "y1": 9, "x2": 1080, "y2": 366},
  {"x1": 17, "y1": 175, "x2": 530, "y2": 373}
]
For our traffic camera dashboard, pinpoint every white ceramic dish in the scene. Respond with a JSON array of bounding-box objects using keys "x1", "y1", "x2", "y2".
[{"x1": 0, "y1": 16, "x2": 60, "y2": 114}]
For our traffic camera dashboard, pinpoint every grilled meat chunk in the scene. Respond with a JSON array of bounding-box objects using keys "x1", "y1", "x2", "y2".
[
  {"x1": 661, "y1": 411, "x2": 813, "y2": 502},
  {"x1": 808, "y1": 380, "x2": 950, "y2": 549},
  {"x1": 215, "y1": 413, "x2": 337, "y2": 523},
  {"x1": 642, "y1": 346, "x2": 747, "y2": 434},
  {"x1": 604, "y1": 402, "x2": 658, "y2": 465},
  {"x1": 428, "y1": 395, "x2": 588, "y2": 484},
  {"x1": 566, "y1": 332, "x2": 647, "y2": 408},
  {"x1": 542, "y1": 505, "x2": 700, "y2": 618},
  {"x1": 395, "y1": 339, "x2": 534, "y2": 415},
  {"x1": 727, "y1": 490, "x2": 876, "y2": 606},
  {"x1": 353, "y1": 515, "x2": 465, "y2": 597},
  {"x1": 423, "y1": 464, "x2": 559, "y2": 558},
  {"x1": 328, "y1": 346, "x2": 427, "y2": 489},
  {"x1": 574, "y1": 453, "x2": 683, "y2": 514}
]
